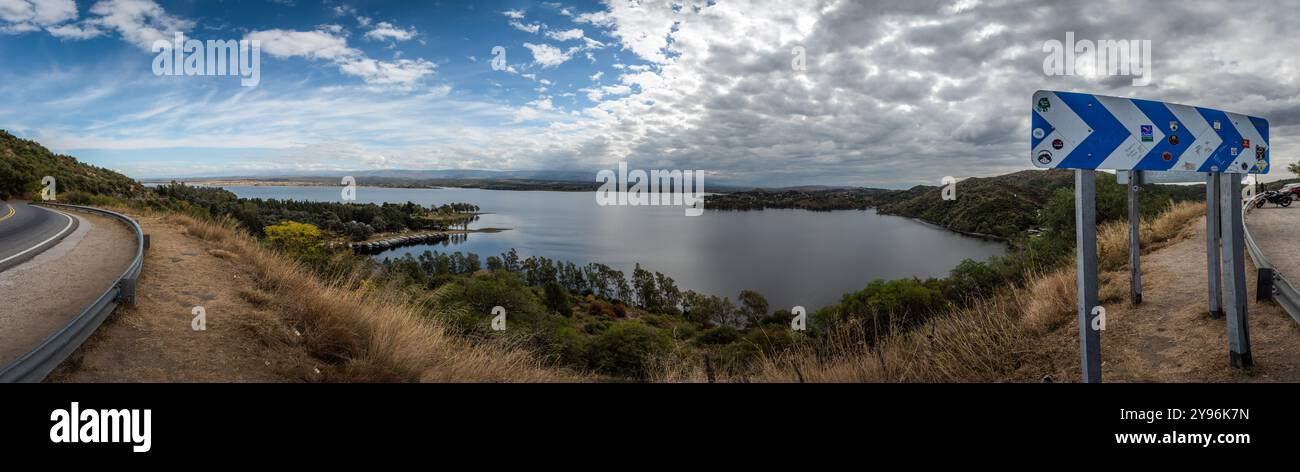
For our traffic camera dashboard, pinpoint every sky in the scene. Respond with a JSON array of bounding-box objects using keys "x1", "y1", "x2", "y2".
[{"x1": 2, "y1": 0, "x2": 1299, "y2": 187}]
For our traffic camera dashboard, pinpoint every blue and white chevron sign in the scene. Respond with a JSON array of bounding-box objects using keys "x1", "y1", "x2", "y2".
[{"x1": 1031, "y1": 91, "x2": 1269, "y2": 174}]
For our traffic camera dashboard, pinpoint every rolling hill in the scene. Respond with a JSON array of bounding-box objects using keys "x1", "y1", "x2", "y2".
[{"x1": 0, "y1": 130, "x2": 145, "y2": 200}]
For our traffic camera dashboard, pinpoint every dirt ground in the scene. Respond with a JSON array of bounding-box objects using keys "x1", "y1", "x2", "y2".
[
  {"x1": 0, "y1": 210, "x2": 135, "y2": 366},
  {"x1": 1017, "y1": 213, "x2": 1300, "y2": 382},
  {"x1": 49, "y1": 213, "x2": 320, "y2": 382}
]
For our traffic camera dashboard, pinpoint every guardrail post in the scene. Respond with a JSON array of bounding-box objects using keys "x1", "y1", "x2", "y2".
[
  {"x1": 1220, "y1": 175, "x2": 1252, "y2": 368},
  {"x1": 1207, "y1": 173, "x2": 1223, "y2": 318},
  {"x1": 117, "y1": 278, "x2": 137, "y2": 307},
  {"x1": 1257, "y1": 268, "x2": 1274, "y2": 302},
  {"x1": 1076, "y1": 170, "x2": 1101, "y2": 383},
  {"x1": 1128, "y1": 171, "x2": 1142, "y2": 305}
]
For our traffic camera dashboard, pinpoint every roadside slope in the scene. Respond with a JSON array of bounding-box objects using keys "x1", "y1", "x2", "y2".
[
  {"x1": 1019, "y1": 213, "x2": 1300, "y2": 382},
  {"x1": 50, "y1": 213, "x2": 319, "y2": 382},
  {"x1": 52, "y1": 210, "x2": 572, "y2": 382}
]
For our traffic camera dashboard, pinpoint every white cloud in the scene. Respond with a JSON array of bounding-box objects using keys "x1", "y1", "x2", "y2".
[
  {"x1": 86, "y1": 0, "x2": 193, "y2": 50},
  {"x1": 364, "y1": 21, "x2": 416, "y2": 42},
  {"x1": 248, "y1": 26, "x2": 434, "y2": 88},
  {"x1": 0, "y1": 0, "x2": 84, "y2": 35},
  {"x1": 501, "y1": 9, "x2": 525, "y2": 19},
  {"x1": 523, "y1": 42, "x2": 576, "y2": 68},
  {"x1": 248, "y1": 28, "x2": 356, "y2": 60},
  {"x1": 337, "y1": 57, "x2": 435, "y2": 87},
  {"x1": 509, "y1": 20, "x2": 540, "y2": 34},
  {"x1": 544, "y1": 27, "x2": 584, "y2": 41}
]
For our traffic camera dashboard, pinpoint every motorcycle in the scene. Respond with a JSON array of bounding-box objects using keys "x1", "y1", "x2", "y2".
[{"x1": 1253, "y1": 190, "x2": 1294, "y2": 208}]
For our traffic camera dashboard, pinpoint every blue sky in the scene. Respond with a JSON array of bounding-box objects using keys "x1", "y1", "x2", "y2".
[
  {"x1": 3, "y1": 1, "x2": 1299, "y2": 187},
  {"x1": 0, "y1": 0, "x2": 658, "y2": 178}
]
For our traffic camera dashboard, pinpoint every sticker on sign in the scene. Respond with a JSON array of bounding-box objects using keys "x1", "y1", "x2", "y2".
[{"x1": 1030, "y1": 91, "x2": 1269, "y2": 174}]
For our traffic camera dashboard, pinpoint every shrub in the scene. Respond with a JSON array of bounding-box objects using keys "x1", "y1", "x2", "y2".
[
  {"x1": 696, "y1": 326, "x2": 740, "y2": 345},
  {"x1": 587, "y1": 322, "x2": 672, "y2": 379},
  {"x1": 263, "y1": 221, "x2": 327, "y2": 267},
  {"x1": 448, "y1": 271, "x2": 546, "y2": 333},
  {"x1": 344, "y1": 220, "x2": 375, "y2": 241},
  {"x1": 543, "y1": 281, "x2": 572, "y2": 317}
]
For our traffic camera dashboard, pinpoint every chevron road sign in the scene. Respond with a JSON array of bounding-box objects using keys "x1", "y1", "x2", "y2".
[{"x1": 1031, "y1": 91, "x2": 1270, "y2": 174}]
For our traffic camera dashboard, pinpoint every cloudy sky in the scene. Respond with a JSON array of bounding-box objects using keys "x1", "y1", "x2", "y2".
[{"x1": 2, "y1": 0, "x2": 1298, "y2": 187}]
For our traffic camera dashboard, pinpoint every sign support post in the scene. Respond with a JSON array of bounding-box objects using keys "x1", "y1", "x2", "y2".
[
  {"x1": 1076, "y1": 169, "x2": 1101, "y2": 383},
  {"x1": 1207, "y1": 173, "x2": 1223, "y2": 318},
  {"x1": 1128, "y1": 171, "x2": 1142, "y2": 305},
  {"x1": 1220, "y1": 175, "x2": 1253, "y2": 368},
  {"x1": 1031, "y1": 90, "x2": 1270, "y2": 379}
]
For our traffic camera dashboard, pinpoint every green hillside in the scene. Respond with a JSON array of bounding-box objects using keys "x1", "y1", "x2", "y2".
[{"x1": 0, "y1": 130, "x2": 145, "y2": 200}]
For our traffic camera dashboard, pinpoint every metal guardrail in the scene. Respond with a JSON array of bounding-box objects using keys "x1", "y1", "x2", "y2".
[
  {"x1": 1242, "y1": 202, "x2": 1300, "y2": 324},
  {"x1": 0, "y1": 203, "x2": 145, "y2": 382}
]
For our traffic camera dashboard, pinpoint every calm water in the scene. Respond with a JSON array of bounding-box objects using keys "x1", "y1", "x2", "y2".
[{"x1": 222, "y1": 186, "x2": 1006, "y2": 310}]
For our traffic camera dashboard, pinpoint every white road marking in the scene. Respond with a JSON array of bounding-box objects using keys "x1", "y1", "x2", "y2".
[{"x1": 0, "y1": 207, "x2": 75, "y2": 266}]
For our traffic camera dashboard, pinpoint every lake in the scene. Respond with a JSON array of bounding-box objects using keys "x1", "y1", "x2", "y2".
[{"x1": 221, "y1": 185, "x2": 1007, "y2": 311}]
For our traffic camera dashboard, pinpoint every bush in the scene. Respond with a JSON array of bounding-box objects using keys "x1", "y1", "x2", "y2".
[
  {"x1": 448, "y1": 271, "x2": 546, "y2": 333},
  {"x1": 696, "y1": 326, "x2": 740, "y2": 345},
  {"x1": 263, "y1": 221, "x2": 327, "y2": 267},
  {"x1": 586, "y1": 322, "x2": 672, "y2": 379},
  {"x1": 538, "y1": 322, "x2": 587, "y2": 367},
  {"x1": 344, "y1": 221, "x2": 375, "y2": 241},
  {"x1": 543, "y1": 281, "x2": 572, "y2": 317}
]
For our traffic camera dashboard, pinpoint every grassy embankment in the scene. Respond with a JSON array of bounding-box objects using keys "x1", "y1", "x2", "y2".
[
  {"x1": 652, "y1": 201, "x2": 1206, "y2": 382},
  {"x1": 165, "y1": 212, "x2": 573, "y2": 382}
]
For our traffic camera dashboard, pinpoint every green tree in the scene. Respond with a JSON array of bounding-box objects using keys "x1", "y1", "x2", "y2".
[
  {"x1": 737, "y1": 290, "x2": 769, "y2": 328},
  {"x1": 839, "y1": 278, "x2": 944, "y2": 340},
  {"x1": 1289, "y1": 161, "x2": 1300, "y2": 178}
]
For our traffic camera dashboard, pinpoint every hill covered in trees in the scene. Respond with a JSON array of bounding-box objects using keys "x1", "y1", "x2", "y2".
[
  {"x1": 0, "y1": 130, "x2": 146, "y2": 200},
  {"x1": 709, "y1": 169, "x2": 1206, "y2": 241}
]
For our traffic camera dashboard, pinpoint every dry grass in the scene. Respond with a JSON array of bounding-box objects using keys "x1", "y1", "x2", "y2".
[
  {"x1": 168, "y1": 214, "x2": 573, "y2": 382},
  {"x1": 665, "y1": 201, "x2": 1208, "y2": 383}
]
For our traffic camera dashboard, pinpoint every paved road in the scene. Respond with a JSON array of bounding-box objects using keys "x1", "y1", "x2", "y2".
[
  {"x1": 0, "y1": 209, "x2": 136, "y2": 367},
  {"x1": 1246, "y1": 205, "x2": 1300, "y2": 279},
  {"x1": 0, "y1": 201, "x2": 75, "y2": 271}
]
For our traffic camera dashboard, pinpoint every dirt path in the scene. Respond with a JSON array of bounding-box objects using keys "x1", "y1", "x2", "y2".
[
  {"x1": 49, "y1": 213, "x2": 319, "y2": 382},
  {"x1": 0, "y1": 210, "x2": 134, "y2": 366},
  {"x1": 1020, "y1": 214, "x2": 1300, "y2": 382}
]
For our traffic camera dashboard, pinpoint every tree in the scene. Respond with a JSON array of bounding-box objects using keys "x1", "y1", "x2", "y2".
[
  {"x1": 632, "y1": 264, "x2": 659, "y2": 310},
  {"x1": 838, "y1": 278, "x2": 944, "y2": 341},
  {"x1": 681, "y1": 290, "x2": 735, "y2": 326},
  {"x1": 737, "y1": 290, "x2": 769, "y2": 328},
  {"x1": 1289, "y1": 161, "x2": 1300, "y2": 179},
  {"x1": 654, "y1": 272, "x2": 681, "y2": 315}
]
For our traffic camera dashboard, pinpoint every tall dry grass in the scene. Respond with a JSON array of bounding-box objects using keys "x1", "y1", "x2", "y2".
[
  {"x1": 663, "y1": 201, "x2": 1207, "y2": 383},
  {"x1": 170, "y1": 214, "x2": 572, "y2": 382}
]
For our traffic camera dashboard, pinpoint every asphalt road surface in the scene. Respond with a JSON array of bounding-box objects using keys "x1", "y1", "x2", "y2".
[{"x1": 0, "y1": 201, "x2": 75, "y2": 271}]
